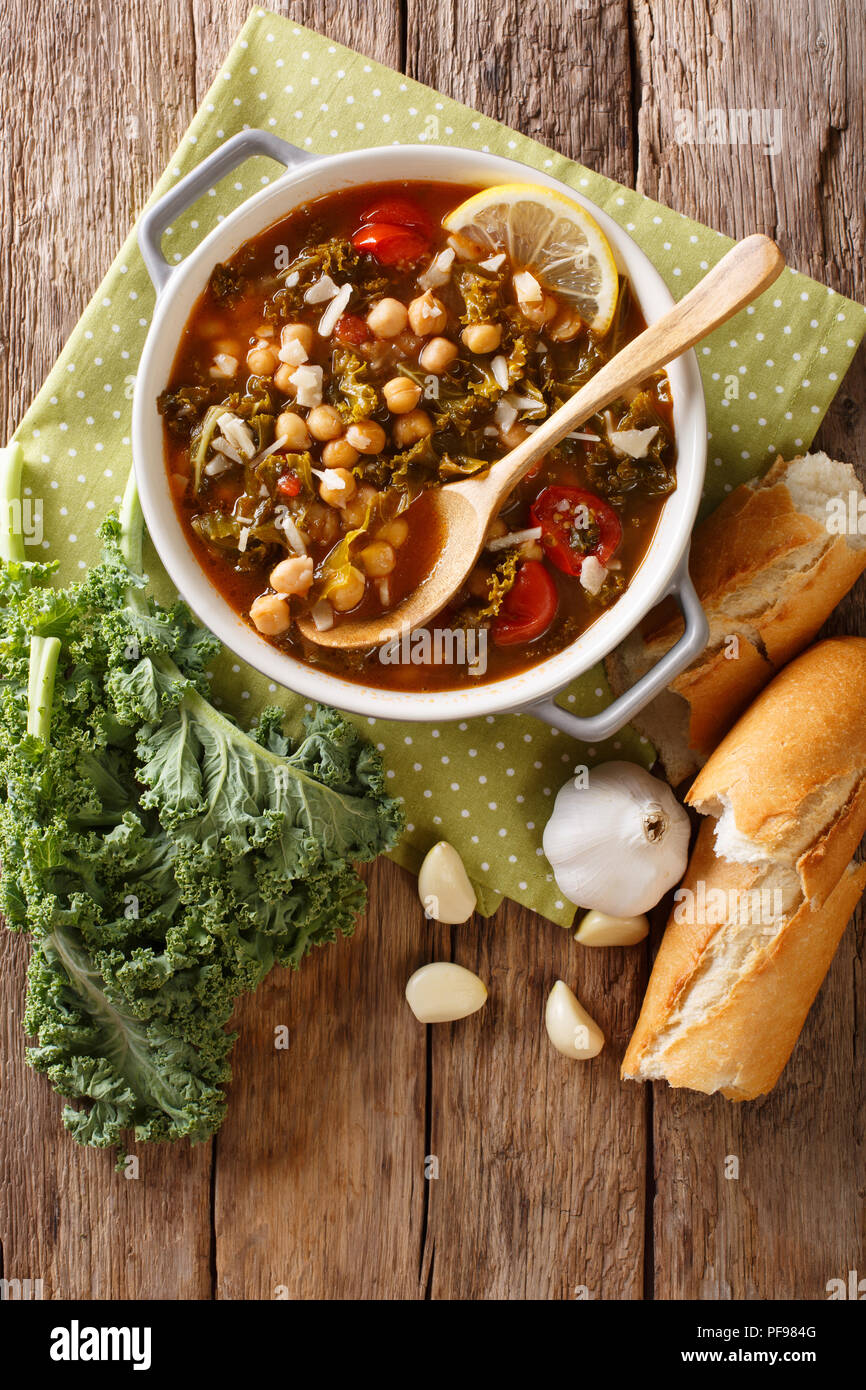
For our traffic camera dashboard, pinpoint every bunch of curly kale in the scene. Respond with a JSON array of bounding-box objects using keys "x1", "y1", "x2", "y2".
[{"x1": 0, "y1": 445, "x2": 403, "y2": 1151}]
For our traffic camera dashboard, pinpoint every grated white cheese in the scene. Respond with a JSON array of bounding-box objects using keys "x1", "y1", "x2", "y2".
[
  {"x1": 491, "y1": 355, "x2": 509, "y2": 390},
  {"x1": 494, "y1": 399, "x2": 519, "y2": 433},
  {"x1": 204, "y1": 457, "x2": 231, "y2": 477},
  {"x1": 317, "y1": 283, "x2": 352, "y2": 338},
  {"x1": 513, "y1": 270, "x2": 543, "y2": 303},
  {"x1": 278, "y1": 511, "x2": 308, "y2": 555},
  {"x1": 311, "y1": 466, "x2": 348, "y2": 494},
  {"x1": 218, "y1": 412, "x2": 256, "y2": 459},
  {"x1": 285, "y1": 271, "x2": 300, "y2": 288},
  {"x1": 210, "y1": 438, "x2": 243, "y2": 465},
  {"x1": 278, "y1": 335, "x2": 308, "y2": 366},
  {"x1": 487, "y1": 526, "x2": 543, "y2": 553},
  {"x1": 418, "y1": 247, "x2": 455, "y2": 289},
  {"x1": 304, "y1": 273, "x2": 340, "y2": 304},
  {"x1": 312, "y1": 599, "x2": 335, "y2": 632},
  {"x1": 504, "y1": 391, "x2": 545, "y2": 416},
  {"x1": 608, "y1": 425, "x2": 659, "y2": 459},
  {"x1": 209, "y1": 353, "x2": 238, "y2": 380},
  {"x1": 290, "y1": 363, "x2": 324, "y2": 408},
  {"x1": 237, "y1": 526, "x2": 251, "y2": 555},
  {"x1": 377, "y1": 578, "x2": 391, "y2": 607},
  {"x1": 579, "y1": 555, "x2": 608, "y2": 595},
  {"x1": 251, "y1": 434, "x2": 290, "y2": 467},
  {"x1": 478, "y1": 252, "x2": 506, "y2": 272},
  {"x1": 525, "y1": 423, "x2": 599, "y2": 441}
]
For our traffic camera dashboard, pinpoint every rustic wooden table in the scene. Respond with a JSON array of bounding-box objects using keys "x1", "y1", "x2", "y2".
[{"x1": 1, "y1": 0, "x2": 864, "y2": 1301}]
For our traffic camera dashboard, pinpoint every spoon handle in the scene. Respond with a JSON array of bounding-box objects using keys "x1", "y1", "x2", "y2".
[{"x1": 477, "y1": 232, "x2": 785, "y2": 507}]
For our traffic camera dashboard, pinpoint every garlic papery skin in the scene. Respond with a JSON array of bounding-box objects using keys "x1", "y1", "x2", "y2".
[
  {"x1": 418, "y1": 841, "x2": 477, "y2": 924},
  {"x1": 405, "y1": 962, "x2": 488, "y2": 1023},
  {"x1": 545, "y1": 981, "x2": 604, "y2": 1059},
  {"x1": 575, "y1": 909, "x2": 649, "y2": 947},
  {"x1": 542, "y1": 761, "x2": 690, "y2": 917}
]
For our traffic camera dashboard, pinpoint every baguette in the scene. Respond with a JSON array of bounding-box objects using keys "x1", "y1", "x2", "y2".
[
  {"x1": 621, "y1": 639, "x2": 866, "y2": 1099},
  {"x1": 606, "y1": 453, "x2": 866, "y2": 784}
]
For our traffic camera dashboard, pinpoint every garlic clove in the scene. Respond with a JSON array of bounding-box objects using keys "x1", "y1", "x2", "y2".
[
  {"x1": 405, "y1": 962, "x2": 488, "y2": 1023},
  {"x1": 575, "y1": 909, "x2": 650, "y2": 947},
  {"x1": 417, "y1": 840, "x2": 477, "y2": 924},
  {"x1": 544, "y1": 980, "x2": 605, "y2": 1059}
]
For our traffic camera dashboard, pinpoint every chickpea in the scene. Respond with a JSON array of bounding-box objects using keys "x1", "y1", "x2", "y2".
[
  {"x1": 247, "y1": 341, "x2": 279, "y2": 376},
  {"x1": 345, "y1": 419, "x2": 387, "y2": 454},
  {"x1": 276, "y1": 410, "x2": 311, "y2": 451},
  {"x1": 407, "y1": 291, "x2": 448, "y2": 336},
  {"x1": 461, "y1": 322, "x2": 502, "y2": 354},
  {"x1": 367, "y1": 297, "x2": 410, "y2": 339},
  {"x1": 281, "y1": 323, "x2": 314, "y2": 355},
  {"x1": 376, "y1": 517, "x2": 409, "y2": 548},
  {"x1": 270, "y1": 555, "x2": 314, "y2": 597},
  {"x1": 392, "y1": 408, "x2": 433, "y2": 447},
  {"x1": 341, "y1": 483, "x2": 378, "y2": 527},
  {"x1": 250, "y1": 593, "x2": 291, "y2": 636},
  {"x1": 214, "y1": 337, "x2": 242, "y2": 357},
  {"x1": 418, "y1": 336, "x2": 458, "y2": 374},
  {"x1": 304, "y1": 501, "x2": 340, "y2": 545},
  {"x1": 519, "y1": 539, "x2": 544, "y2": 561},
  {"x1": 329, "y1": 565, "x2": 366, "y2": 612},
  {"x1": 383, "y1": 376, "x2": 423, "y2": 414},
  {"x1": 307, "y1": 404, "x2": 344, "y2": 441},
  {"x1": 548, "y1": 305, "x2": 585, "y2": 342},
  {"x1": 322, "y1": 438, "x2": 359, "y2": 468},
  {"x1": 359, "y1": 541, "x2": 396, "y2": 578},
  {"x1": 319, "y1": 468, "x2": 357, "y2": 508},
  {"x1": 519, "y1": 293, "x2": 558, "y2": 328},
  {"x1": 274, "y1": 363, "x2": 297, "y2": 394},
  {"x1": 500, "y1": 421, "x2": 530, "y2": 450}
]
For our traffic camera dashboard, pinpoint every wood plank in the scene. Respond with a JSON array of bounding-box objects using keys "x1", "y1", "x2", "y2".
[
  {"x1": 406, "y1": 0, "x2": 636, "y2": 185},
  {"x1": 214, "y1": 860, "x2": 427, "y2": 1300},
  {"x1": 194, "y1": 0, "x2": 427, "y2": 1302},
  {"x1": 0, "y1": 0, "x2": 215, "y2": 1300},
  {"x1": 407, "y1": 0, "x2": 647, "y2": 1299},
  {"x1": 633, "y1": 0, "x2": 866, "y2": 1299}
]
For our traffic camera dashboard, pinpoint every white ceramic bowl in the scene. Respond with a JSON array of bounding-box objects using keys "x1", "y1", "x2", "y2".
[{"x1": 134, "y1": 134, "x2": 707, "y2": 737}]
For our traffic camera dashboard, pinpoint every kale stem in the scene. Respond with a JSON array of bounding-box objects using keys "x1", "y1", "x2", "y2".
[
  {"x1": 27, "y1": 635, "x2": 61, "y2": 742},
  {"x1": 0, "y1": 441, "x2": 26, "y2": 565},
  {"x1": 119, "y1": 467, "x2": 144, "y2": 575}
]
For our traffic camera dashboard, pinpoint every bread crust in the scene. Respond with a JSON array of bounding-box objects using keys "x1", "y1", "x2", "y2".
[
  {"x1": 605, "y1": 455, "x2": 866, "y2": 783},
  {"x1": 687, "y1": 638, "x2": 866, "y2": 903},
  {"x1": 621, "y1": 827, "x2": 866, "y2": 1099}
]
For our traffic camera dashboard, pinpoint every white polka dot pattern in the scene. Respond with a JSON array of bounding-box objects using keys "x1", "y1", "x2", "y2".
[{"x1": 9, "y1": 9, "x2": 866, "y2": 926}]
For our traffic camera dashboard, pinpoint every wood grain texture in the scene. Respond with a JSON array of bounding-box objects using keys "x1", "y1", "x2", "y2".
[
  {"x1": 406, "y1": 0, "x2": 648, "y2": 1299},
  {"x1": 1, "y1": 0, "x2": 864, "y2": 1303},
  {"x1": 633, "y1": 0, "x2": 866, "y2": 1300}
]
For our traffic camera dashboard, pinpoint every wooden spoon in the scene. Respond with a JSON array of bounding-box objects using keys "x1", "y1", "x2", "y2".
[{"x1": 298, "y1": 233, "x2": 784, "y2": 650}]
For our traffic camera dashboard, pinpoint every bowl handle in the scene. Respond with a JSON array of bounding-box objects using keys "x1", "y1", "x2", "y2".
[
  {"x1": 528, "y1": 558, "x2": 708, "y2": 744},
  {"x1": 138, "y1": 130, "x2": 314, "y2": 294}
]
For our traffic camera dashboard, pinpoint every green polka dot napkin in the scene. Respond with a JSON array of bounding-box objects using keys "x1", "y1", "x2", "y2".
[{"x1": 10, "y1": 8, "x2": 865, "y2": 925}]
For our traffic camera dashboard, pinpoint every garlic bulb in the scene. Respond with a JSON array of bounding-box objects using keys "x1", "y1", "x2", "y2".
[{"x1": 542, "y1": 761, "x2": 690, "y2": 917}]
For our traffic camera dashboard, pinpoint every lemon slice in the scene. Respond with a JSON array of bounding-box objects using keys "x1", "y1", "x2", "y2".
[{"x1": 442, "y1": 183, "x2": 619, "y2": 334}]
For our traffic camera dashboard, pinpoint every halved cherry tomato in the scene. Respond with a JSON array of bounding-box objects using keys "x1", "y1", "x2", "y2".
[
  {"x1": 335, "y1": 313, "x2": 372, "y2": 347},
  {"x1": 352, "y1": 223, "x2": 429, "y2": 266},
  {"x1": 492, "y1": 560, "x2": 559, "y2": 647},
  {"x1": 277, "y1": 472, "x2": 301, "y2": 498},
  {"x1": 530, "y1": 485, "x2": 622, "y2": 578},
  {"x1": 359, "y1": 195, "x2": 434, "y2": 237}
]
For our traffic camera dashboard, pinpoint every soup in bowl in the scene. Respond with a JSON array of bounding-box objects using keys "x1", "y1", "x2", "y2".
[{"x1": 134, "y1": 139, "x2": 706, "y2": 732}]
